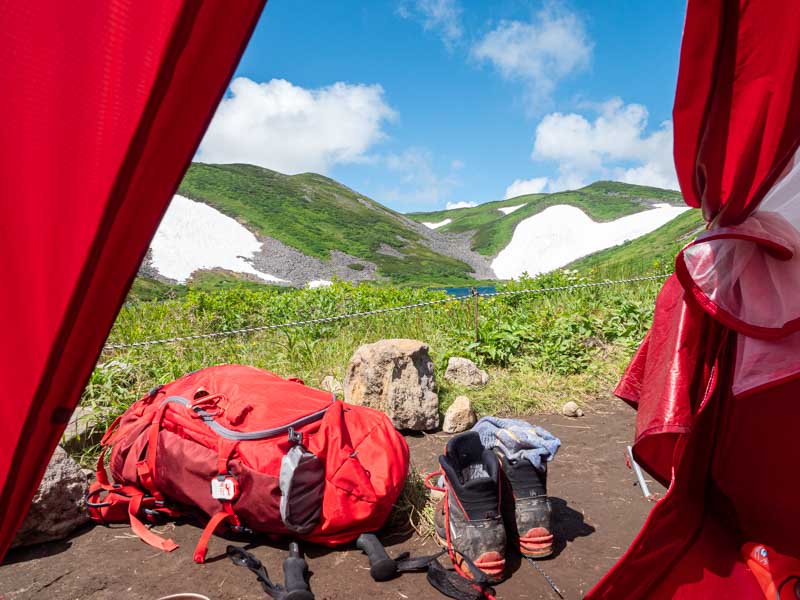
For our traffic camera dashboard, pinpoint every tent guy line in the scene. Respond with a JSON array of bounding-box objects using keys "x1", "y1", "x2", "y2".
[{"x1": 103, "y1": 273, "x2": 670, "y2": 351}]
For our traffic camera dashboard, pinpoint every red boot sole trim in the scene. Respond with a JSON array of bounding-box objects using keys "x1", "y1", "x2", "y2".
[
  {"x1": 520, "y1": 527, "x2": 554, "y2": 558},
  {"x1": 435, "y1": 530, "x2": 506, "y2": 583}
]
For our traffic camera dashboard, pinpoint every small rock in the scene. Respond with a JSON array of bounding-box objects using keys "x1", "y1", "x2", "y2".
[
  {"x1": 344, "y1": 339, "x2": 439, "y2": 431},
  {"x1": 444, "y1": 357, "x2": 489, "y2": 387},
  {"x1": 12, "y1": 446, "x2": 89, "y2": 548},
  {"x1": 562, "y1": 401, "x2": 583, "y2": 418},
  {"x1": 320, "y1": 375, "x2": 343, "y2": 395},
  {"x1": 442, "y1": 396, "x2": 477, "y2": 433}
]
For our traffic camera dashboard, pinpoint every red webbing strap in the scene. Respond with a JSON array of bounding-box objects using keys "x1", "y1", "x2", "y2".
[
  {"x1": 128, "y1": 493, "x2": 178, "y2": 552},
  {"x1": 217, "y1": 438, "x2": 237, "y2": 475},
  {"x1": 100, "y1": 414, "x2": 123, "y2": 446},
  {"x1": 193, "y1": 511, "x2": 234, "y2": 563},
  {"x1": 95, "y1": 414, "x2": 124, "y2": 486},
  {"x1": 193, "y1": 441, "x2": 240, "y2": 563},
  {"x1": 139, "y1": 401, "x2": 170, "y2": 499},
  {"x1": 217, "y1": 438, "x2": 241, "y2": 527},
  {"x1": 95, "y1": 445, "x2": 113, "y2": 488}
]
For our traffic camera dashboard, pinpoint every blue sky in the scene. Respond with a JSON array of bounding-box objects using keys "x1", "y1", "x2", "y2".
[{"x1": 197, "y1": 1, "x2": 687, "y2": 212}]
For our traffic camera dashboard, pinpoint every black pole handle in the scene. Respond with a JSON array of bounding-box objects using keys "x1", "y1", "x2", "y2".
[
  {"x1": 282, "y1": 542, "x2": 314, "y2": 600},
  {"x1": 356, "y1": 533, "x2": 398, "y2": 582}
]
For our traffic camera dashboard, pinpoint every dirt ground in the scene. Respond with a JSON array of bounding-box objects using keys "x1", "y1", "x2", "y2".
[{"x1": 1, "y1": 395, "x2": 661, "y2": 600}]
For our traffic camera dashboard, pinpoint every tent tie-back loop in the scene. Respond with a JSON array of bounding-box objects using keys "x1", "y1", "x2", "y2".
[
  {"x1": 674, "y1": 211, "x2": 800, "y2": 398},
  {"x1": 675, "y1": 210, "x2": 800, "y2": 339}
]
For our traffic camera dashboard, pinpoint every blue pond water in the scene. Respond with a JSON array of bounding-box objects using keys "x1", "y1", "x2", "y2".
[{"x1": 430, "y1": 286, "x2": 497, "y2": 297}]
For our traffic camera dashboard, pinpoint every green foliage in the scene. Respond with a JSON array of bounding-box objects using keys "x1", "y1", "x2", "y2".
[
  {"x1": 408, "y1": 181, "x2": 685, "y2": 256},
  {"x1": 453, "y1": 270, "x2": 655, "y2": 376},
  {"x1": 128, "y1": 276, "x2": 187, "y2": 302}
]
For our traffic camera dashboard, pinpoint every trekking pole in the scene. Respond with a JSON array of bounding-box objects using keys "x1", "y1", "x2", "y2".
[
  {"x1": 226, "y1": 545, "x2": 314, "y2": 600},
  {"x1": 283, "y1": 542, "x2": 314, "y2": 599},
  {"x1": 356, "y1": 533, "x2": 399, "y2": 581},
  {"x1": 357, "y1": 533, "x2": 496, "y2": 600}
]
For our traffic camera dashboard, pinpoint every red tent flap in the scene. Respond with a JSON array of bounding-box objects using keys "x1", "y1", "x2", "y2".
[
  {"x1": 0, "y1": 0, "x2": 265, "y2": 559},
  {"x1": 589, "y1": 0, "x2": 800, "y2": 596}
]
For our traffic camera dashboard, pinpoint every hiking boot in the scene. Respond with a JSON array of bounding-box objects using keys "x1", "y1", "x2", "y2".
[
  {"x1": 495, "y1": 451, "x2": 553, "y2": 558},
  {"x1": 433, "y1": 431, "x2": 506, "y2": 583}
]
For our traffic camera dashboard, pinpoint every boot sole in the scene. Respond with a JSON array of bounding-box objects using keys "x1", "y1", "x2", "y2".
[
  {"x1": 434, "y1": 529, "x2": 506, "y2": 583},
  {"x1": 520, "y1": 527, "x2": 554, "y2": 559}
]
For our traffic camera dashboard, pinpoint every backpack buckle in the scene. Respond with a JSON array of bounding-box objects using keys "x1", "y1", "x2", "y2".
[{"x1": 288, "y1": 427, "x2": 303, "y2": 446}]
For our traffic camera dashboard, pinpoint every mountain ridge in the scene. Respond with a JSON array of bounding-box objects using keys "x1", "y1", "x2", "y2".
[{"x1": 139, "y1": 162, "x2": 693, "y2": 289}]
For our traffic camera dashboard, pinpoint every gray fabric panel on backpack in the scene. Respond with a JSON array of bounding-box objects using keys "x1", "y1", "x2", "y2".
[{"x1": 279, "y1": 445, "x2": 325, "y2": 534}]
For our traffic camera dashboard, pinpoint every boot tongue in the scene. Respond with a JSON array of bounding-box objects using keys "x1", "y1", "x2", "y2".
[{"x1": 505, "y1": 456, "x2": 547, "y2": 496}]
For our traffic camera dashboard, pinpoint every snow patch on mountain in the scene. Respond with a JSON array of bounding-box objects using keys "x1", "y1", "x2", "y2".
[
  {"x1": 422, "y1": 218, "x2": 453, "y2": 229},
  {"x1": 498, "y1": 204, "x2": 526, "y2": 215},
  {"x1": 492, "y1": 203, "x2": 690, "y2": 279},
  {"x1": 150, "y1": 195, "x2": 286, "y2": 283}
]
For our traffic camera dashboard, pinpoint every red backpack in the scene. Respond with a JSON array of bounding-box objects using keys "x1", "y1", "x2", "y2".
[{"x1": 87, "y1": 364, "x2": 409, "y2": 562}]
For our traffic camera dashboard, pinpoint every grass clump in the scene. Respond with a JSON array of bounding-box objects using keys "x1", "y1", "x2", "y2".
[{"x1": 385, "y1": 466, "x2": 436, "y2": 540}]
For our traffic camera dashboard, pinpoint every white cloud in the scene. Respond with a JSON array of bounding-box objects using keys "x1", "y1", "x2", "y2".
[
  {"x1": 504, "y1": 177, "x2": 549, "y2": 199},
  {"x1": 531, "y1": 98, "x2": 678, "y2": 191},
  {"x1": 382, "y1": 148, "x2": 460, "y2": 207},
  {"x1": 446, "y1": 200, "x2": 477, "y2": 210},
  {"x1": 451, "y1": 159, "x2": 465, "y2": 170},
  {"x1": 197, "y1": 77, "x2": 395, "y2": 175},
  {"x1": 398, "y1": 0, "x2": 463, "y2": 48},
  {"x1": 472, "y1": 2, "x2": 592, "y2": 110}
]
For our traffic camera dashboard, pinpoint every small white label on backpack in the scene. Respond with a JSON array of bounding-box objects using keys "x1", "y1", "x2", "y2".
[{"x1": 211, "y1": 476, "x2": 239, "y2": 500}]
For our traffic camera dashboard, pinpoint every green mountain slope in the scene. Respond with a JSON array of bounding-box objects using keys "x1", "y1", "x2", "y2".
[
  {"x1": 408, "y1": 181, "x2": 684, "y2": 256},
  {"x1": 567, "y1": 208, "x2": 705, "y2": 276},
  {"x1": 178, "y1": 163, "x2": 475, "y2": 284}
]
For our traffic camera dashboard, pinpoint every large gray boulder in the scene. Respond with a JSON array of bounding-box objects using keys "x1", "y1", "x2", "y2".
[
  {"x1": 344, "y1": 339, "x2": 439, "y2": 431},
  {"x1": 444, "y1": 357, "x2": 489, "y2": 387},
  {"x1": 12, "y1": 446, "x2": 89, "y2": 548}
]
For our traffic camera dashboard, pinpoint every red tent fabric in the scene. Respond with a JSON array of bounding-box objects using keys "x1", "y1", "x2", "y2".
[
  {"x1": 587, "y1": 1, "x2": 800, "y2": 597},
  {"x1": 0, "y1": 1, "x2": 265, "y2": 560}
]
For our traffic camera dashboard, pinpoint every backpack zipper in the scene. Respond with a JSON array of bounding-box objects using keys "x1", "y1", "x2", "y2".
[{"x1": 162, "y1": 395, "x2": 334, "y2": 441}]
